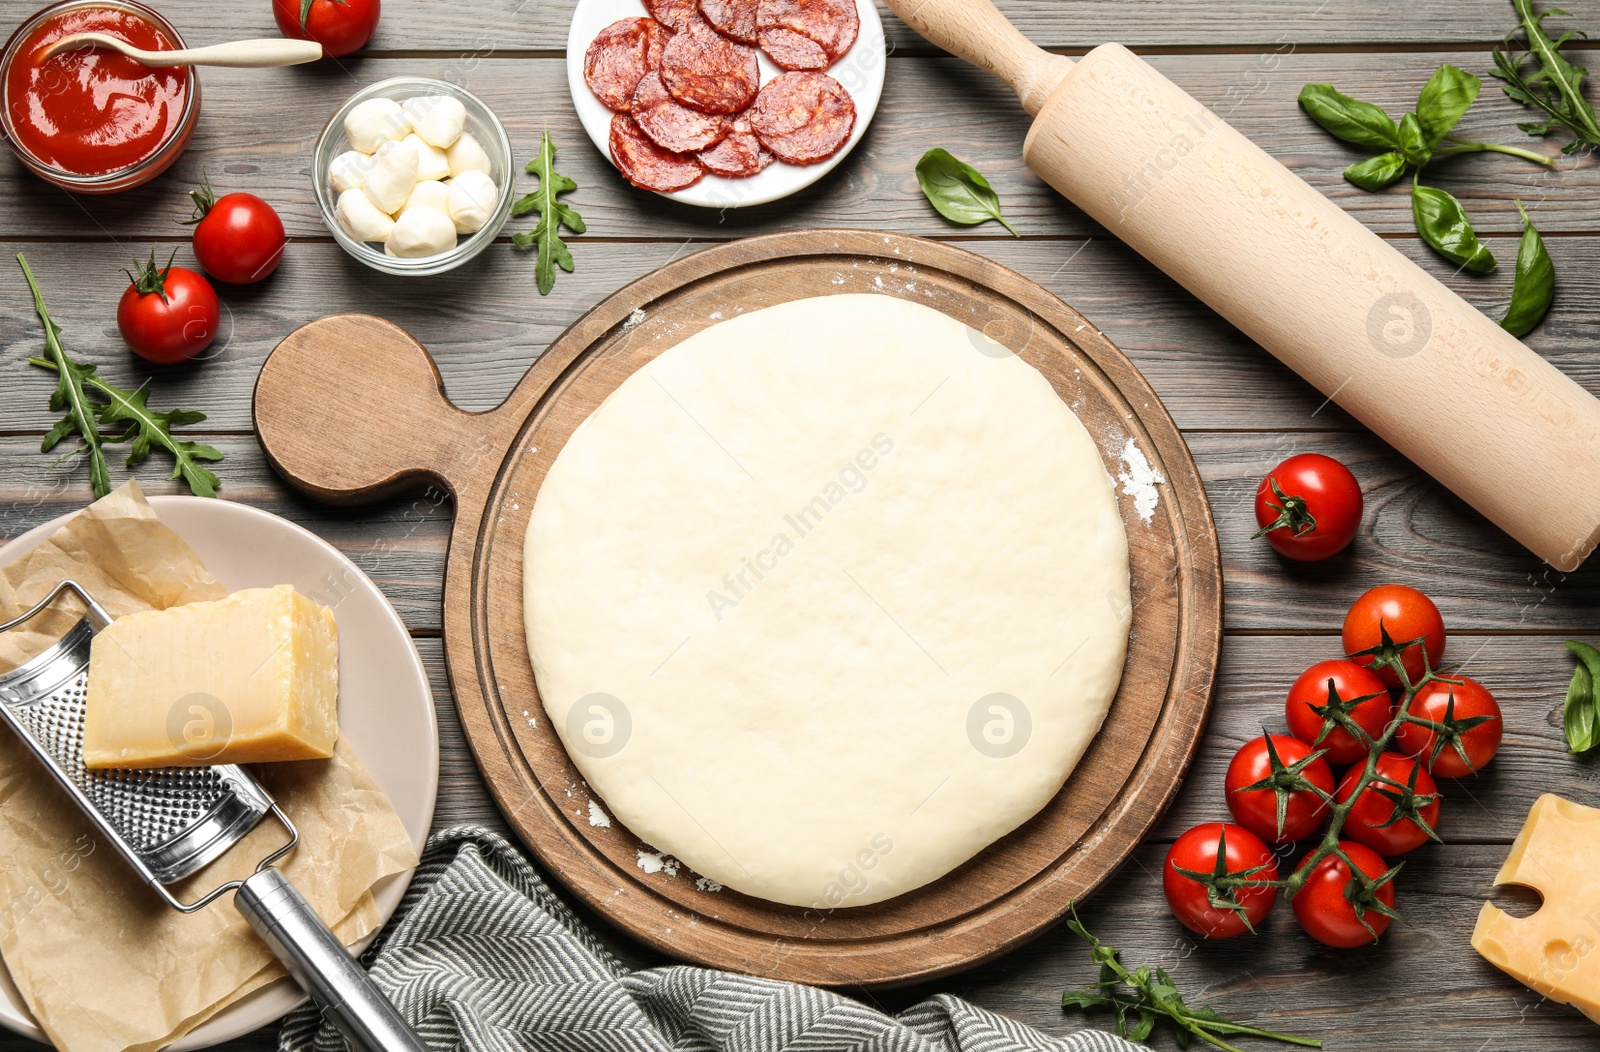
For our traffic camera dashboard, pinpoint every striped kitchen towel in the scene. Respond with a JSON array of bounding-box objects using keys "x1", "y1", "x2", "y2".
[{"x1": 279, "y1": 827, "x2": 1137, "y2": 1052}]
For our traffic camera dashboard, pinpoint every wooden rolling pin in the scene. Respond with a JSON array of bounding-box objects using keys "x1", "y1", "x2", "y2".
[{"x1": 886, "y1": 0, "x2": 1600, "y2": 571}]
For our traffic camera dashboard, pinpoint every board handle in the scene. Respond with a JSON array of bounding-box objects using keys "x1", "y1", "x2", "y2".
[
  {"x1": 880, "y1": 0, "x2": 1073, "y2": 115},
  {"x1": 253, "y1": 315, "x2": 505, "y2": 506}
]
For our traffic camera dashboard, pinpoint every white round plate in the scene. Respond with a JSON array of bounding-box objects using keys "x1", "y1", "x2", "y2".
[
  {"x1": 566, "y1": 0, "x2": 885, "y2": 208},
  {"x1": 0, "y1": 496, "x2": 437, "y2": 1049}
]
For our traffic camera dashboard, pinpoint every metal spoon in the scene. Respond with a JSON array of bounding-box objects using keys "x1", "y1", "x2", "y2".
[{"x1": 38, "y1": 32, "x2": 323, "y2": 67}]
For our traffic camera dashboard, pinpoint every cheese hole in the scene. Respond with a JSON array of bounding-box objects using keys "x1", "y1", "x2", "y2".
[
  {"x1": 1487, "y1": 883, "x2": 1544, "y2": 919},
  {"x1": 1544, "y1": 938, "x2": 1579, "y2": 971}
]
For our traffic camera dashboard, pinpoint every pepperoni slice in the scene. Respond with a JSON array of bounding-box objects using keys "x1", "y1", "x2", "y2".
[
  {"x1": 699, "y1": 0, "x2": 758, "y2": 44},
  {"x1": 610, "y1": 114, "x2": 705, "y2": 192},
  {"x1": 660, "y1": 18, "x2": 760, "y2": 115},
  {"x1": 584, "y1": 18, "x2": 671, "y2": 113},
  {"x1": 748, "y1": 71, "x2": 855, "y2": 165},
  {"x1": 632, "y1": 71, "x2": 732, "y2": 154},
  {"x1": 643, "y1": 0, "x2": 700, "y2": 30},
  {"x1": 756, "y1": 0, "x2": 858, "y2": 71},
  {"x1": 757, "y1": 27, "x2": 824, "y2": 70},
  {"x1": 697, "y1": 113, "x2": 775, "y2": 177}
]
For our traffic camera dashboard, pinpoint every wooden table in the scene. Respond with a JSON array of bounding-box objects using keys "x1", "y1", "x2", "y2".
[{"x1": 2, "y1": 0, "x2": 1598, "y2": 1048}]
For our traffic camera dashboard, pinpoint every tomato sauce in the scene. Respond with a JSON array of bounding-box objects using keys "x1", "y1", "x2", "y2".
[{"x1": 4, "y1": 5, "x2": 190, "y2": 176}]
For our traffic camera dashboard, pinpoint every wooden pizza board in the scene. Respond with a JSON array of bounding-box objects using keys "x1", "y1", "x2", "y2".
[{"x1": 253, "y1": 229, "x2": 1222, "y2": 986}]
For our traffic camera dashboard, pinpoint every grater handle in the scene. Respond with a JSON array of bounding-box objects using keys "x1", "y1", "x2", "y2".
[{"x1": 235, "y1": 868, "x2": 428, "y2": 1052}]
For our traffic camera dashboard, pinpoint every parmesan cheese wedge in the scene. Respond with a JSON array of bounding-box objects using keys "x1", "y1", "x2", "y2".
[
  {"x1": 83, "y1": 585, "x2": 340, "y2": 769},
  {"x1": 1473, "y1": 794, "x2": 1600, "y2": 1025}
]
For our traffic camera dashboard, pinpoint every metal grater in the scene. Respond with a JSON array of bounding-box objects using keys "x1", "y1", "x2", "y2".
[
  {"x1": 0, "y1": 596, "x2": 284, "y2": 900},
  {"x1": 0, "y1": 581, "x2": 426, "y2": 1052}
]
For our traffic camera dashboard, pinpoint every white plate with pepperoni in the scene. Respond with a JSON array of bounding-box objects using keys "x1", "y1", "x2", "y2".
[{"x1": 566, "y1": 0, "x2": 885, "y2": 207}]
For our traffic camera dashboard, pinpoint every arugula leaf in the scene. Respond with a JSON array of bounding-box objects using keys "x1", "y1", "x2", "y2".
[
  {"x1": 1061, "y1": 907, "x2": 1321, "y2": 1051},
  {"x1": 28, "y1": 358, "x2": 226, "y2": 497},
  {"x1": 1412, "y1": 183, "x2": 1497, "y2": 271},
  {"x1": 1491, "y1": 0, "x2": 1600, "y2": 153},
  {"x1": 1126, "y1": 1009, "x2": 1156, "y2": 1042},
  {"x1": 512, "y1": 131, "x2": 587, "y2": 296},
  {"x1": 19, "y1": 254, "x2": 114, "y2": 497},
  {"x1": 1297, "y1": 84, "x2": 1402, "y2": 149},
  {"x1": 1061, "y1": 988, "x2": 1116, "y2": 1011},
  {"x1": 97, "y1": 385, "x2": 224, "y2": 498},
  {"x1": 1565, "y1": 641, "x2": 1600, "y2": 753},
  {"x1": 915, "y1": 148, "x2": 1020, "y2": 236},
  {"x1": 1416, "y1": 64, "x2": 1482, "y2": 145},
  {"x1": 19, "y1": 254, "x2": 223, "y2": 499},
  {"x1": 1344, "y1": 151, "x2": 1409, "y2": 190},
  {"x1": 1499, "y1": 200, "x2": 1555, "y2": 336}
]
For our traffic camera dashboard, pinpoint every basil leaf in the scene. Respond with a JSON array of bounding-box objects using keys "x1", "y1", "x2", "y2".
[
  {"x1": 1344, "y1": 151, "x2": 1409, "y2": 191},
  {"x1": 1412, "y1": 184, "x2": 1496, "y2": 272},
  {"x1": 1416, "y1": 64, "x2": 1482, "y2": 145},
  {"x1": 1566, "y1": 661, "x2": 1596, "y2": 753},
  {"x1": 1298, "y1": 84, "x2": 1402, "y2": 149},
  {"x1": 1564, "y1": 641, "x2": 1600, "y2": 754},
  {"x1": 915, "y1": 149, "x2": 1019, "y2": 236},
  {"x1": 1398, "y1": 112, "x2": 1433, "y2": 166},
  {"x1": 1500, "y1": 200, "x2": 1555, "y2": 336}
]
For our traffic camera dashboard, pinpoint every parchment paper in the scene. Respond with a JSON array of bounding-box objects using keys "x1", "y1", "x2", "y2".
[{"x1": 0, "y1": 481, "x2": 420, "y2": 1052}]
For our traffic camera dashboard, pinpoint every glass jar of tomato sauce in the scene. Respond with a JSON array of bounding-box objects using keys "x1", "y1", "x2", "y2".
[{"x1": 2, "y1": 0, "x2": 199, "y2": 193}]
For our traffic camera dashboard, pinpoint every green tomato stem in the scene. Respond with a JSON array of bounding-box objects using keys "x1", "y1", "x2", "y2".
[{"x1": 1235, "y1": 654, "x2": 1451, "y2": 902}]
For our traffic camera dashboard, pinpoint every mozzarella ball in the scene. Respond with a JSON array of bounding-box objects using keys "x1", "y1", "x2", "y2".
[
  {"x1": 403, "y1": 95, "x2": 467, "y2": 149},
  {"x1": 389, "y1": 206, "x2": 458, "y2": 257},
  {"x1": 399, "y1": 96, "x2": 435, "y2": 130},
  {"x1": 363, "y1": 139, "x2": 419, "y2": 214},
  {"x1": 446, "y1": 132, "x2": 492, "y2": 177},
  {"x1": 447, "y1": 170, "x2": 498, "y2": 235},
  {"x1": 405, "y1": 179, "x2": 451, "y2": 215},
  {"x1": 402, "y1": 133, "x2": 452, "y2": 182},
  {"x1": 329, "y1": 150, "x2": 372, "y2": 193},
  {"x1": 335, "y1": 188, "x2": 395, "y2": 243},
  {"x1": 344, "y1": 98, "x2": 410, "y2": 153}
]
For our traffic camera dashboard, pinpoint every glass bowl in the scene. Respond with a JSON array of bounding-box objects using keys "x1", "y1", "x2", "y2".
[
  {"x1": 313, "y1": 76, "x2": 514, "y2": 277},
  {"x1": 1, "y1": 0, "x2": 201, "y2": 194}
]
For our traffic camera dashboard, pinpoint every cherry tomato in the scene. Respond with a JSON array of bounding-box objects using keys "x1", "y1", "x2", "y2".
[
  {"x1": 1292, "y1": 841, "x2": 1397, "y2": 948},
  {"x1": 1342, "y1": 584, "x2": 1447, "y2": 688},
  {"x1": 1253, "y1": 453, "x2": 1363, "y2": 561},
  {"x1": 187, "y1": 180, "x2": 284, "y2": 285},
  {"x1": 1163, "y1": 822, "x2": 1279, "y2": 939},
  {"x1": 1334, "y1": 753, "x2": 1441, "y2": 855},
  {"x1": 116, "y1": 251, "x2": 219, "y2": 365},
  {"x1": 1284, "y1": 659, "x2": 1393, "y2": 766},
  {"x1": 272, "y1": 0, "x2": 379, "y2": 57},
  {"x1": 1225, "y1": 734, "x2": 1335, "y2": 844},
  {"x1": 1396, "y1": 676, "x2": 1504, "y2": 777}
]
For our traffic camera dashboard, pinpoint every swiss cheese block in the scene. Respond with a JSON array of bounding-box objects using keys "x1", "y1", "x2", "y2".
[
  {"x1": 83, "y1": 585, "x2": 340, "y2": 769},
  {"x1": 1472, "y1": 793, "x2": 1600, "y2": 1025}
]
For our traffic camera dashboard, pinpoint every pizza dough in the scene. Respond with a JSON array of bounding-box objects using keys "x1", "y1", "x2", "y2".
[{"x1": 524, "y1": 293, "x2": 1130, "y2": 908}]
